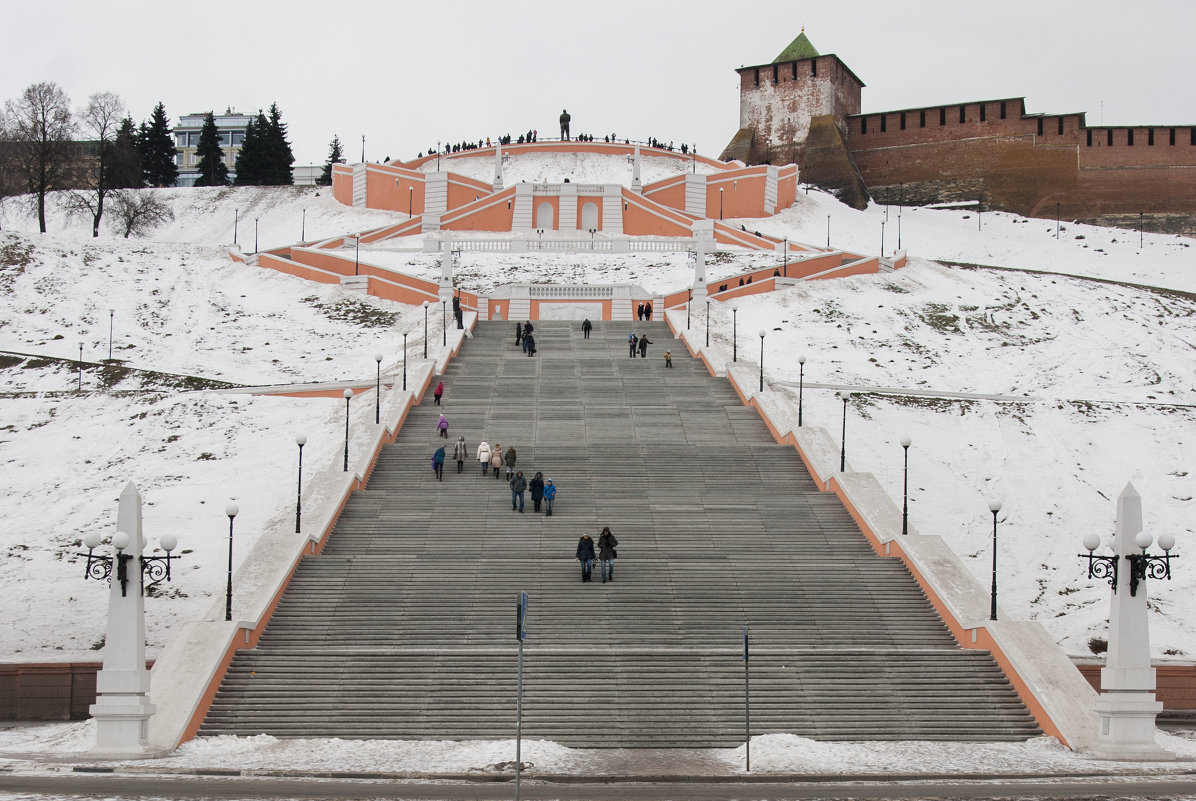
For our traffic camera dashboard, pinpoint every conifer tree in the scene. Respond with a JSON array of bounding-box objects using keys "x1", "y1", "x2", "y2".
[
  {"x1": 234, "y1": 112, "x2": 267, "y2": 185},
  {"x1": 193, "y1": 112, "x2": 229, "y2": 187},
  {"x1": 318, "y1": 135, "x2": 345, "y2": 186},
  {"x1": 264, "y1": 102, "x2": 294, "y2": 185},
  {"x1": 138, "y1": 102, "x2": 178, "y2": 187},
  {"x1": 108, "y1": 116, "x2": 142, "y2": 189}
]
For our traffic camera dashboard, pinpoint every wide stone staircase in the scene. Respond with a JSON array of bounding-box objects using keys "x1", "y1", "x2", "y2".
[{"x1": 199, "y1": 321, "x2": 1040, "y2": 746}]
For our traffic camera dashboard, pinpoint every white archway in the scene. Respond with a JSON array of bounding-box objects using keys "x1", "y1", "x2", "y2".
[
  {"x1": 580, "y1": 201, "x2": 599, "y2": 231},
  {"x1": 536, "y1": 201, "x2": 555, "y2": 230}
]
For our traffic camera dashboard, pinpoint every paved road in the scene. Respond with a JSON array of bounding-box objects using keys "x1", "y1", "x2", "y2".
[{"x1": 5, "y1": 772, "x2": 1196, "y2": 800}]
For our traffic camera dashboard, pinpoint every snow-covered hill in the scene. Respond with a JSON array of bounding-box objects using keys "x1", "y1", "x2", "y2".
[{"x1": 0, "y1": 181, "x2": 1192, "y2": 662}]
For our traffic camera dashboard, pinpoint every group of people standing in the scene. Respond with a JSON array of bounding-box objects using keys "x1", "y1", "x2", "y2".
[
  {"x1": 636, "y1": 302, "x2": 653, "y2": 321},
  {"x1": 515, "y1": 321, "x2": 536, "y2": 356},
  {"x1": 474, "y1": 441, "x2": 556, "y2": 516},
  {"x1": 628, "y1": 332, "x2": 652, "y2": 358}
]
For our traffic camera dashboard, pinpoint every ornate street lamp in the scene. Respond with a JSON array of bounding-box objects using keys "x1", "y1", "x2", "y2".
[
  {"x1": 224, "y1": 503, "x2": 238, "y2": 621},
  {"x1": 901, "y1": 437, "x2": 912, "y2": 535},
  {"x1": 343, "y1": 388, "x2": 353, "y2": 472},
  {"x1": 836, "y1": 391, "x2": 850, "y2": 472},
  {"x1": 374, "y1": 353, "x2": 383, "y2": 424},
  {"x1": 79, "y1": 529, "x2": 179, "y2": 598},
  {"x1": 989, "y1": 499, "x2": 1002, "y2": 620},
  {"x1": 731, "y1": 305, "x2": 738, "y2": 362},
  {"x1": 295, "y1": 434, "x2": 306, "y2": 533},
  {"x1": 758, "y1": 330, "x2": 766, "y2": 392},
  {"x1": 797, "y1": 355, "x2": 806, "y2": 427}
]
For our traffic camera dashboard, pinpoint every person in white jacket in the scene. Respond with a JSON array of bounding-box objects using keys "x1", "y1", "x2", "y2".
[{"x1": 477, "y1": 441, "x2": 492, "y2": 477}]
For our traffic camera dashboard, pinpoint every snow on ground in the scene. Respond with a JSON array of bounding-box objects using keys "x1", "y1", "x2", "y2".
[
  {"x1": 414, "y1": 147, "x2": 721, "y2": 185},
  {"x1": 0, "y1": 162, "x2": 1193, "y2": 674},
  {"x1": 2, "y1": 720, "x2": 1195, "y2": 777}
]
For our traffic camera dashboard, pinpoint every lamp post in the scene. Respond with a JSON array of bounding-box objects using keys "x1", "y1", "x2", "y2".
[
  {"x1": 719, "y1": 187, "x2": 724, "y2": 221},
  {"x1": 354, "y1": 235, "x2": 360, "y2": 276},
  {"x1": 705, "y1": 300, "x2": 710, "y2": 348},
  {"x1": 836, "y1": 391, "x2": 850, "y2": 472},
  {"x1": 107, "y1": 309, "x2": 114, "y2": 361},
  {"x1": 402, "y1": 332, "x2": 408, "y2": 391},
  {"x1": 374, "y1": 353, "x2": 383, "y2": 424},
  {"x1": 77, "y1": 342, "x2": 83, "y2": 391},
  {"x1": 294, "y1": 435, "x2": 306, "y2": 533},
  {"x1": 826, "y1": 215, "x2": 831, "y2": 248},
  {"x1": 731, "y1": 305, "x2": 738, "y2": 362},
  {"x1": 782, "y1": 238, "x2": 788, "y2": 277},
  {"x1": 422, "y1": 301, "x2": 430, "y2": 358},
  {"x1": 301, "y1": 208, "x2": 306, "y2": 241},
  {"x1": 441, "y1": 300, "x2": 447, "y2": 347},
  {"x1": 901, "y1": 437, "x2": 912, "y2": 535},
  {"x1": 343, "y1": 388, "x2": 353, "y2": 472},
  {"x1": 686, "y1": 289, "x2": 691, "y2": 330},
  {"x1": 989, "y1": 499, "x2": 1002, "y2": 621},
  {"x1": 409, "y1": 186, "x2": 413, "y2": 217},
  {"x1": 234, "y1": 209, "x2": 239, "y2": 246},
  {"x1": 1139, "y1": 211, "x2": 1144, "y2": 249},
  {"x1": 757, "y1": 330, "x2": 766, "y2": 392},
  {"x1": 881, "y1": 219, "x2": 886, "y2": 255},
  {"x1": 254, "y1": 218, "x2": 258, "y2": 254},
  {"x1": 797, "y1": 355, "x2": 806, "y2": 427},
  {"x1": 224, "y1": 503, "x2": 238, "y2": 621}
]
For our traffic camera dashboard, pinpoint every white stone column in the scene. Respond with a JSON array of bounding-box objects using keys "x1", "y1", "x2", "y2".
[
  {"x1": 691, "y1": 237, "x2": 709, "y2": 303},
  {"x1": 493, "y1": 142, "x2": 504, "y2": 192},
  {"x1": 90, "y1": 482, "x2": 155, "y2": 757},
  {"x1": 1092, "y1": 482, "x2": 1172, "y2": 760}
]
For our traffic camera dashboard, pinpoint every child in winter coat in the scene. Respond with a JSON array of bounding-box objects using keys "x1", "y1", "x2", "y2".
[
  {"x1": 543, "y1": 479, "x2": 557, "y2": 516},
  {"x1": 664, "y1": 350, "x2": 672, "y2": 368},
  {"x1": 437, "y1": 414, "x2": 449, "y2": 438}
]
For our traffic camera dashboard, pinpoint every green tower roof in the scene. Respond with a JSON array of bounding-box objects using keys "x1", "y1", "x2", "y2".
[{"x1": 773, "y1": 30, "x2": 819, "y2": 63}]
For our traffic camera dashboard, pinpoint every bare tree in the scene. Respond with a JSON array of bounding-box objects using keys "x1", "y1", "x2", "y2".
[
  {"x1": 107, "y1": 189, "x2": 174, "y2": 238},
  {"x1": 4, "y1": 82, "x2": 75, "y2": 233},
  {"x1": 63, "y1": 92, "x2": 125, "y2": 237}
]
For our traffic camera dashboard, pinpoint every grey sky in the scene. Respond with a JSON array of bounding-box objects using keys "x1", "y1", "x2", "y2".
[{"x1": 3, "y1": 0, "x2": 1193, "y2": 167}]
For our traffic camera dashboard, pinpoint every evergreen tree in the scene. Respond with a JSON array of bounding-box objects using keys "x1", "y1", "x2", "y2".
[
  {"x1": 193, "y1": 112, "x2": 229, "y2": 187},
  {"x1": 264, "y1": 102, "x2": 294, "y2": 185},
  {"x1": 233, "y1": 112, "x2": 267, "y2": 185},
  {"x1": 139, "y1": 102, "x2": 178, "y2": 187},
  {"x1": 318, "y1": 135, "x2": 344, "y2": 186},
  {"x1": 108, "y1": 116, "x2": 142, "y2": 189}
]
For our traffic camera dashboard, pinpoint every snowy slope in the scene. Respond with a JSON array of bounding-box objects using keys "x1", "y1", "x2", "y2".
[{"x1": 0, "y1": 175, "x2": 1193, "y2": 664}]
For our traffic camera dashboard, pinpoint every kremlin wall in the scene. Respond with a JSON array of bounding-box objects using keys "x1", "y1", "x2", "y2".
[{"x1": 720, "y1": 32, "x2": 1196, "y2": 234}]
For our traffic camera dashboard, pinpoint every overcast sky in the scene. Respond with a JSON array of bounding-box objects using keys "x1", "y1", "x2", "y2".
[{"x1": 3, "y1": 0, "x2": 1194, "y2": 167}]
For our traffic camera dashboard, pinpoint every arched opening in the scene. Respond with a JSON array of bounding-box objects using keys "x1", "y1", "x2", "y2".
[
  {"x1": 580, "y1": 201, "x2": 599, "y2": 231},
  {"x1": 535, "y1": 201, "x2": 555, "y2": 230}
]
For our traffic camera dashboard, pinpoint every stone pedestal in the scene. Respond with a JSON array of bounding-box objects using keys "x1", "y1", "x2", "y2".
[
  {"x1": 90, "y1": 482, "x2": 156, "y2": 757},
  {"x1": 1091, "y1": 483, "x2": 1173, "y2": 761}
]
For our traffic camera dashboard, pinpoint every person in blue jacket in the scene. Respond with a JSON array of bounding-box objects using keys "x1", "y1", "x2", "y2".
[
  {"x1": 543, "y1": 479, "x2": 557, "y2": 516},
  {"x1": 432, "y1": 445, "x2": 446, "y2": 481}
]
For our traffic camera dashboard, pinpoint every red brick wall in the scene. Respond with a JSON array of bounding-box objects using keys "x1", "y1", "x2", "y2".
[{"x1": 1076, "y1": 664, "x2": 1196, "y2": 711}]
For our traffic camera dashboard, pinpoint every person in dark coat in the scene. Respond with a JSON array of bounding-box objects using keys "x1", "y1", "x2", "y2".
[
  {"x1": 504, "y1": 446, "x2": 517, "y2": 481},
  {"x1": 529, "y1": 471, "x2": 545, "y2": 512},
  {"x1": 524, "y1": 332, "x2": 536, "y2": 356},
  {"x1": 452, "y1": 293, "x2": 463, "y2": 329},
  {"x1": 560, "y1": 109, "x2": 571, "y2": 140},
  {"x1": 433, "y1": 381, "x2": 444, "y2": 406},
  {"x1": 575, "y1": 534, "x2": 596, "y2": 582},
  {"x1": 638, "y1": 335, "x2": 652, "y2": 358},
  {"x1": 637, "y1": 303, "x2": 645, "y2": 321},
  {"x1": 432, "y1": 445, "x2": 446, "y2": 481},
  {"x1": 597, "y1": 526, "x2": 618, "y2": 582},
  {"x1": 644, "y1": 302, "x2": 653, "y2": 320},
  {"x1": 628, "y1": 332, "x2": 638, "y2": 358},
  {"x1": 510, "y1": 470, "x2": 527, "y2": 513},
  {"x1": 515, "y1": 323, "x2": 523, "y2": 347},
  {"x1": 582, "y1": 318, "x2": 592, "y2": 339}
]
